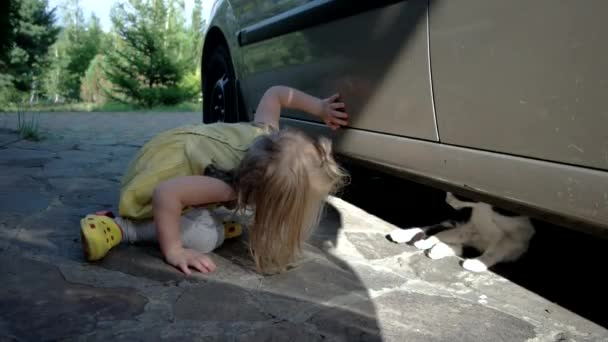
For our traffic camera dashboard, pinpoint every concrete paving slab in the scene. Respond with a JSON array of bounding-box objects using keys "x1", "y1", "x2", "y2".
[{"x1": 0, "y1": 112, "x2": 606, "y2": 341}]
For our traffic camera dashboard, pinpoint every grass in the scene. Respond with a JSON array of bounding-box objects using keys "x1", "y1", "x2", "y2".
[
  {"x1": 1, "y1": 101, "x2": 202, "y2": 113},
  {"x1": 92, "y1": 101, "x2": 202, "y2": 112},
  {"x1": 16, "y1": 109, "x2": 42, "y2": 141}
]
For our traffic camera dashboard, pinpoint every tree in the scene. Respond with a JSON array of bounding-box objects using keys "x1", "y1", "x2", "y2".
[
  {"x1": 80, "y1": 54, "x2": 110, "y2": 104},
  {"x1": 180, "y1": 0, "x2": 204, "y2": 97},
  {"x1": 42, "y1": 1, "x2": 102, "y2": 100},
  {"x1": 64, "y1": 13, "x2": 103, "y2": 98},
  {"x1": 40, "y1": 38, "x2": 67, "y2": 102},
  {"x1": 0, "y1": 1, "x2": 20, "y2": 71},
  {"x1": 9, "y1": 0, "x2": 60, "y2": 93},
  {"x1": 189, "y1": 0, "x2": 204, "y2": 70},
  {"x1": 0, "y1": 0, "x2": 21, "y2": 91},
  {"x1": 167, "y1": 0, "x2": 186, "y2": 55},
  {"x1": 104, "y1": 0, "x2": 194, "y2": 107},
  {"x1": 65, "y1": 14, "x2": 102, "y2": 99},
  {"x1": 0, "y1": 0, "x2": 59, "y2": 104}
]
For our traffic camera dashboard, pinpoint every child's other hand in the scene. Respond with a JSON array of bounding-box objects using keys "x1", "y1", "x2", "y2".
[
  {"x1": 319, "y1": 93, "x2": 349, "y2": 130},
  {"x1": 165, "y1": 247, "x2": 217, "y2": 275}
]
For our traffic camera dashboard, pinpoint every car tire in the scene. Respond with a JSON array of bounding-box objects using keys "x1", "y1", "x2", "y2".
[{"x1": 202, "y1": 44, "x2": 239, "y2": 123}]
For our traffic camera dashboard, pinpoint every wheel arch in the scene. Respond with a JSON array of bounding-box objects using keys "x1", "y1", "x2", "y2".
[
  {"x1": 201, "y1": 26, "x2": 231, "y2": 93},
  {"x1": 201, "y1": 26, "x2": 249, "y2": 123}
]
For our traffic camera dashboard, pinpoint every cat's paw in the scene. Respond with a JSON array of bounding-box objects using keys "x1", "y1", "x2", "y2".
[
  {"x1": 413, "y1": 236, "x2": 439, "y2": 250},
  {"x1": 427, "y1": 242, "x2": 456, "y2": 259},
  {"x1": 387, "y1": 228, "x2": 423, "y2": 244},
  {"x1": 462, "y1": 259, "x2": 488, "y2": 272}
]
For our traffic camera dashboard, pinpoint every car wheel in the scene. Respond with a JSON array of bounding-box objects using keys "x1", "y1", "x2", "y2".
[{"x1": 202, "y1": 44, "x2": 238, "y2": 123}]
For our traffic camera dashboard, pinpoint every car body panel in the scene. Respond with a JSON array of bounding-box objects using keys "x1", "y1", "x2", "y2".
[
  {"x1": 238, "y1": 0, "x2": 438, "y2": 141},
  {"x1": 230, "y1": 0, "x2": 308, "y2": 30},
  {"x1": 204, "y1": 0, "x2": 245, "y2": 79},
  {"x1": 430, "y1": 0, "x2": 608, "y2": 170},
  {"x1": 284, "y1": 118, "x2": 608, "y2": 235},
  {"x1": 202, "y1": 0, "x2": 608, "y2": 232}
]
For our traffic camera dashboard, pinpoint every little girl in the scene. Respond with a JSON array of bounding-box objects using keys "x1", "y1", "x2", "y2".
[{"x1": 80, "y1": 85, "x2": 349, "y2": 275}]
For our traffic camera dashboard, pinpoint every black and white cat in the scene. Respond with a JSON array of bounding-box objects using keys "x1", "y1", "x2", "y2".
[{"x1": 388, "y1": 192, "x2": 535, "y2": 272}]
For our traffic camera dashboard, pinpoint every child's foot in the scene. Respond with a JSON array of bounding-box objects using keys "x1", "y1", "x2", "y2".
[
  {"x1": 80, "y1": 211, "x2": 123, "y2": 261},
  {"x1": 223, "y1": 220, "x2": 242, "y2": 239}
]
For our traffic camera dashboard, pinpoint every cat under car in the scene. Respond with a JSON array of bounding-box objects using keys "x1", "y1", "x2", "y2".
[{"x1": 388, "y1": 192, "x2": 535, "y2": 272}]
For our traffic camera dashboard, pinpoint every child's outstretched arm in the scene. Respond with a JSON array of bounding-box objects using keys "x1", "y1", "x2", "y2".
[
  {"x1": 254, "y1": 85, "x2": 349, "y2": 130},
  {"x1": 153, "y1": 175, "x2": 235, "y2": 275}
]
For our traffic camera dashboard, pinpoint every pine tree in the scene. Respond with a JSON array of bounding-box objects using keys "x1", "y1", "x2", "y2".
[
  {"x1": 40, "y1": 38, "x2": 67, "y2": 102},
  {"x1": 0, "y1": 0, "x2": 21, "y2": 90},
  {"x1": 104, "y1": 0, "x2": 193, "y2": 107},
  {"x1": 167, "y1": 0, "x2": 186, "y2": 57},
  {"x1": 42, "y1": 0, "x2": 102, "y2": 100},
  {"x1": 64, "y1": 13, "x2": 102, "y2": 98},
  {"x1": 0, "y1": 1, "x2": 20, "y2": 71},
  {"x1": 178, "y1": 0, "x2": 204, "y2": 98},
  {"x1": 189, "y1": 0, "x2": 204, "y2": 70},
  {"x1": 80, "y1": 54, "x2": 110, "y2": 104},
  {"x1": 1, "y1": 0, "x2": 59, "y2": 100}
]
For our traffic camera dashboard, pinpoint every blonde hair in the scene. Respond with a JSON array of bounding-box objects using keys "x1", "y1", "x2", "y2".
[{"x1": 234, "y1": 128, "x2": 347, "y2": 274}]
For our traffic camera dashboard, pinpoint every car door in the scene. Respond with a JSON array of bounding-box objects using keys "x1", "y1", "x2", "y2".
[
  {"x1": 230, "y1": 0, "x2": 307, "y2": 29},
  {"x1": 236, "y1": 0, "x2": 437, "y2": 141},
  {"x1": 430, "y1": 0, "x2": 608, "y2": 170}
]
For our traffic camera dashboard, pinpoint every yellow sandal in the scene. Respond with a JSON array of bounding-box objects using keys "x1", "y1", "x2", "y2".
[{"x1": 80, "y1": 211, "x2": 123, "y2": 261}]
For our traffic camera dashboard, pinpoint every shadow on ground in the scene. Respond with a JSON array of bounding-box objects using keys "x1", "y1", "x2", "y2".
[
  {"x1": 0, "y1": 112, "x2": 605, "y2": 341},
  {"x1": 340, "y1": 163, "x2": 608, "y2": 329}
]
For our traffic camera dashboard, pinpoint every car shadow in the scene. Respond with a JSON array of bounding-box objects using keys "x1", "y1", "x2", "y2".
[{"x1": 342, "y1": 163, "x2": 608, "y2": 329}]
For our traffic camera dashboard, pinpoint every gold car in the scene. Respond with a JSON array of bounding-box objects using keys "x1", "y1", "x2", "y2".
[{"x1": 201, "y1": 0, "x2": 608, "y2": 235}]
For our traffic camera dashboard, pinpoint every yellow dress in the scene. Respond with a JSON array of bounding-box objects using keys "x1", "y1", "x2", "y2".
[{"x1": 118, "y1": 122, "x2": 269, "y2": 220}]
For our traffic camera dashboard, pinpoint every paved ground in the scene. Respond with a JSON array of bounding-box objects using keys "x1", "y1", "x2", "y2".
[{"x1": 0, "y1": 112, "x2": 606, "y2": 341}]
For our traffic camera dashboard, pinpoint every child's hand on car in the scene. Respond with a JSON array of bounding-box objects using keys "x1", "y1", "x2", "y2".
[{"x1": 319, "y1": 93, "x2": 349, "y2": 130}]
